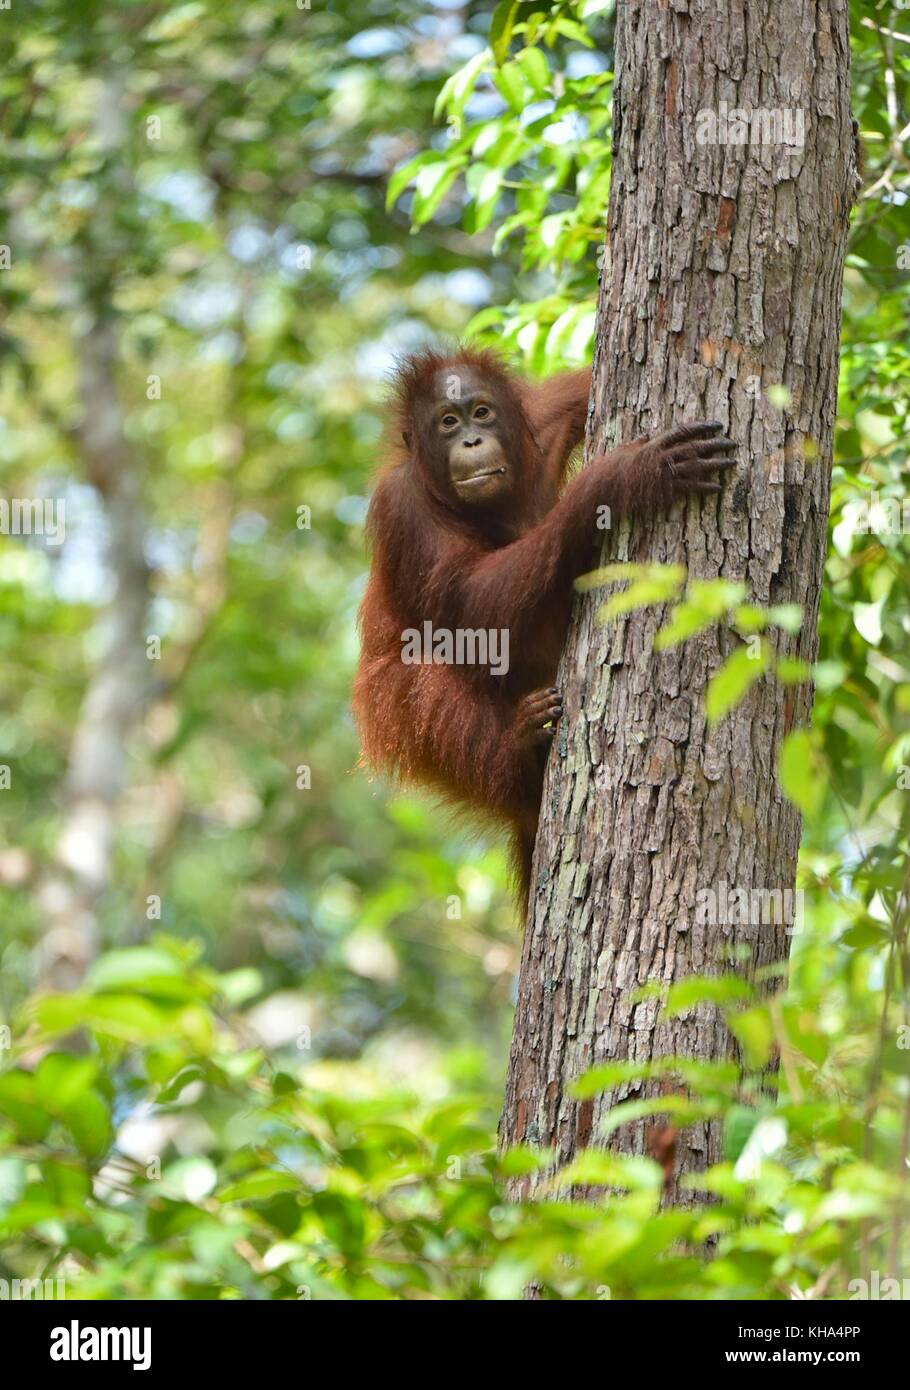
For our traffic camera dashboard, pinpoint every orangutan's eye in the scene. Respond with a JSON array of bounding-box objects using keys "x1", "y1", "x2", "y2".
[
  {"x1": 473, "y1": 405, "x2": 491, "y2": 420},
  {"x1": 441, "y1": 414, "x2": 458, "y2": 429}
]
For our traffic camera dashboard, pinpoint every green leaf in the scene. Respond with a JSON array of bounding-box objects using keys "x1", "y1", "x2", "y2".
[
  {"x1": 490, "y1": 0, "x2": 521, "y2": 65},
  {"x1": 571, "y1": 1061, "x2": 657, "y2": 1098},
  {"x1": 767, "y1": 603, "x2": 804, "y2": 634},
  {"x1": 705, "y1": 644, "x2": 769, "y2": 723},
  {"x1": 34, "y1": 992, "x2": 171, "y2": 1042},
  {"x1": 813, "y1": 659, "x2": 848, "y2": 692},
  {"x1": 60, "y1": 1090, "x2": 112, "y2": 1159},
  {"x1": 220, "y1": 1171, "x2": 302, "y2": 1202},
  {"x1": 157, "y1": 1064, "x2": 207, "y2": 1103},
  {"x1": 547, "y1": 1151, "x2": 664, "y2": 1191},
  {"x1": 841, "y1": 921, "x2": 890, "y2": 950},
  {"x1": 0, "y1": 1073, "x2": 51, "y2": 1142},
  {"x1": 35, "y1": 1053, "x2": 98, "y2": 1109},
  {"x1": 497, "y1": 1145, "x2": 557, "y2": 1176},
  {"x1": 413, "y1": 160, "x2": 466, "y2": 223},
  {"x1": 724, "y1": 1105, "x2": 766, "y2": 1161},
  {"x1": 655, "y1": 580, "x2": 747, "y2": 650},
  {"x1": 728, "y1": 1007, "x2": 774, "y2": 1069},
  {"x1": 548, "y1": 16, "x2": 595, "y2": 47},
  {"x1": 516, "y1": 47, "x2": 549, "y2": 96},
  {"x1": 586, "y1": 562, "x2": 687, "y2": 619},
  {"x1": 663, "y1": 975, "x2": 754, "y2": 1016},
  {"x1": 600, "y1": 1094, "x2": 716, "y2": 1140},
  {"x1": 491, "y1": 210, "x2": 535, "y2": 254},
  {"x1": 88, "y1": 947, "x2": 193, "y2": 1000},
  {"x1": 493, "y1": 62, "x2": 527, "y2": 113},
  {"x1": 779, "y1": 729, "x2": 826, "y2": 817},
  {"x1": 733, "y1": 603, "x2": 769, "y2": 633},
  {"x1": 433, "y1": 50, "x2": 489, "y2": 120},
  {"x1": 465, "y1": 162, "x2": 502, "y2": 232},
  {"x1": 580, "y1": 562, "x2": 686, "y2": 590},
  {"x1": 386, "y1": 152, "x2": 441, "y2": 211},
  {"x1": 312, "y1": 1191, "x2": 366, "y2": 1255},
  {"x1": 776, "y1": 658, "x2": 811, "y2": 684}
]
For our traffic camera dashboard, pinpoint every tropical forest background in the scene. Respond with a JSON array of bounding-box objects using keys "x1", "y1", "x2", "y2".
[{"x1": 0, "y1": 0, "x2": 908, "y2": 1300}]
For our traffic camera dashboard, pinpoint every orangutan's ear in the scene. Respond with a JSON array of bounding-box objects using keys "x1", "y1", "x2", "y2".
[{"x1": 402, "y1": 430, "x2": 412, "y2": 450}]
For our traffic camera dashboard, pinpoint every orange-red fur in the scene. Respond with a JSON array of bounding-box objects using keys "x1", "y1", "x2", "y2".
[
  {"x1": 354, "y1": 349, "x2": 591, "y2": 898},
  {"x1": 353, "y1": 348, "x2": 734, "y2": 905}
]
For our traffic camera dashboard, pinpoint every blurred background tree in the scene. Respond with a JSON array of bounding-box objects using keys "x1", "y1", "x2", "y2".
[{"x1": 1, "y1": 0, "x2": 528, "y2": 1075}]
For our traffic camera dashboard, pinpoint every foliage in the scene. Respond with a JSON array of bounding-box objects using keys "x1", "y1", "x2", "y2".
[{"x1": 0, "y1": 936, "x2": 904, "y2": 1299}]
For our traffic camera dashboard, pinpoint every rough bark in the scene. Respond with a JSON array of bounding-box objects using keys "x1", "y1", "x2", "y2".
[{"x1": 500, "y1": 0, "x2": 857, "y2": 1196}]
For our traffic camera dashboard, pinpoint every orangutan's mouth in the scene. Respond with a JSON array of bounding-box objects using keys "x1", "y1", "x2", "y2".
[{"x1": 456, "y1": 468, "x2": 507, "y2": 485}]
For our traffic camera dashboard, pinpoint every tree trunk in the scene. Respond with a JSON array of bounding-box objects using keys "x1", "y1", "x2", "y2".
[
  {"x1": 500, "y1": 0, "x2": 857, "y2": 1197},
  {"x1": 36, "y1": 70, "x2": 152, "y2": 991}
]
